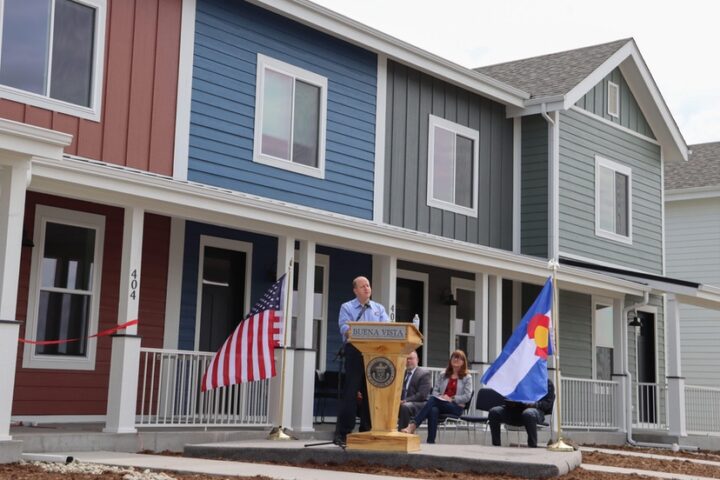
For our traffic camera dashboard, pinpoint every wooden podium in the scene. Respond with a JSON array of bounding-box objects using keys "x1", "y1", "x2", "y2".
[{"x1": 346, "y1": 322, "x2": 423, "y2": 452}]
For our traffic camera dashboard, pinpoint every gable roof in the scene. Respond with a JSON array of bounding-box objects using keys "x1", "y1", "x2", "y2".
[
  {"x1": 475, "y1": 38, "x2": 688, "y2": 163},
  {"x1": 474, "y1": 39, "x2": 630, "y2": 99},
  {"x1": 665, "y1": 142, "x2": 720, "y2": 190}
]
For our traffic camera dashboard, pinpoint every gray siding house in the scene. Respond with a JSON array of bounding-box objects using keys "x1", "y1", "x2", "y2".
[
  {"x1": 475, "y1": 39, "x2": 693, "y2": 436},
  {"x1": 665, "y1": 143, "x2": 720, "y2": 388}
]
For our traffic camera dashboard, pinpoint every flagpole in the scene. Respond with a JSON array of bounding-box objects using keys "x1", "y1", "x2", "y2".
[
  {"x1": 268, "y1": 259, "x2": 294, "y2": 440},
  {"x1": 547, "y1": 259, "x2": 573, "y2": 452}
]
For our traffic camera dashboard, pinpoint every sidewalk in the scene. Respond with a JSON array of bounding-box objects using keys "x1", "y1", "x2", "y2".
[{"x1": 46, "y1": 450, "x2": 407, "y2": 480}]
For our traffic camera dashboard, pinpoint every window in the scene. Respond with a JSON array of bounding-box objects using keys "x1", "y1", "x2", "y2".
[
  {"x1": 607, "y1": 81, "x2": 620, "y2": 118},
  {"x1": 427, "y1": 115, "x2": 479, "y2": 217},
  {"x1": 593, "y1": 299, "x2": 614, "y2": 380},
  {"x1": 23, "y1": 206, "x2": 105, "y2": 370},
  {"x1": 595, "y1": 156, "x2": 632, "y2": 243},
  {"x1": 451, "y1": 278, "x2": 476, "y2": 362},
  {"x1": 0, "y1": 0, "x2": 106, "y2": 120},
  {"x1": 253, "y1": 54, "x2": 327, "y2": 178}
]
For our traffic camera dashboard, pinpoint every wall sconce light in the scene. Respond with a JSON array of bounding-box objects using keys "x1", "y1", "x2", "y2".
[
  {"x1": 627, "y1": 310, "x2": 642, "y2": 328},
  {"x1": 443, "y1": 290, "x2": 459, "y2": 306}
]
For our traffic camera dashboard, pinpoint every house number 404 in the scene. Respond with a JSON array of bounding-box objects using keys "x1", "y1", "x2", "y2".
[{"x1": 129, "y1": 269, "x2": 139, "y2": 300}]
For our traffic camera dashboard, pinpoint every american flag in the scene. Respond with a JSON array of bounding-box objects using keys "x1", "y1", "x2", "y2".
[{"x1": 201, "y1": 275, "x2": 286, "y2": 392}]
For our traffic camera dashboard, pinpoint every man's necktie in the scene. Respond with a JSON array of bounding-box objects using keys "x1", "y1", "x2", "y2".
[{"x1": 401, "y1": 370, "x2": 411, "y2": 400}]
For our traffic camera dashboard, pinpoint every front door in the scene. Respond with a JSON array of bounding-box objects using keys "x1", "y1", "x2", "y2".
[
  {"x1": 636, "y1": 311, "x2": 657, "y2": 424},
  {"x1": 198, "y1": 246, "x2": 247, "y2": 352},
  {"x1": 396, "y1": 277, "x2": 425, "y2": 363}
]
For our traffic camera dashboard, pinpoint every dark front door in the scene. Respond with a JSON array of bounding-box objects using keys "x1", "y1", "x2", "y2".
[
  {"x1": 396, "y1": 277, "x2": 424, "y2": 363},
  {"x1": 199, "y1": 246, "x2": 247, "y2": 352},
  {"x1": 636, "y1": 311, "x2": 657, "y2": 424}
]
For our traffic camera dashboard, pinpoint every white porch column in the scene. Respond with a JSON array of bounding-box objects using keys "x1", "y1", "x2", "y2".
[
  {"x1": 371, "y1": 254, "x2": 396, "y2": 321},
  {"x1": 666, "y1": 294, "x2": 687, "y2": 437},
  {"x1": 104, "y1": 207, "x2": 144, "y2": 433},
  {"x1": 291, "y1": 240, "x2": 316, "y2": 432},
  {"x1": 611, "y1": 297, "x2": 628, "y2": 432},
  {"x1": 0, "y1": 161, "x2": 29, "y2": 442},
  {"x1": 270, "y1": 236, "x2": 295, "y2": 428},
  {"x1": 487, "y1": 275, "x2": 503, "y2": 362},
  {"x1": 472, "y1": 272, "x2": 488, "y2": 372}
]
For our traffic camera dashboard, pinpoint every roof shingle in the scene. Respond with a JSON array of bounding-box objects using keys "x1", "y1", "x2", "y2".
[
  {"x1": 665, "y1": 142, "x2": 720, "y2": 190},
  {"x1": 474, "y1": 39, "x2": 631, "y2": 98}
]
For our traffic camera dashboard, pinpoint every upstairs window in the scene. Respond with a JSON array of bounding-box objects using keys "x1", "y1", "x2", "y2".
[
  {"x1": 595, "y1": 156, "x2": 632, "y2": 243},
  {"x1": 607, "y1": 81, "x2": 620, "y2": 118},
  {"x1": 0, "y1": 0, "x2": 106, "y2": 120},
  {"x1": 427, "y1": 115, "x2": 479, "y2": 217},
  {"x1": 254, "y1": 54, "x2": 327, "y2": 178}
]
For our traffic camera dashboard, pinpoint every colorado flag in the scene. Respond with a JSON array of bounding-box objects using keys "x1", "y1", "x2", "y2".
[{"x1": 481, "y1": 277, "x2": 554, "y2": 402}]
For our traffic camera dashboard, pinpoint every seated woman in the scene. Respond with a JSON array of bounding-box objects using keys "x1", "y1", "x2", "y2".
[{"x1": 401, "y1": 349, "x2": 473, "y2": 443}]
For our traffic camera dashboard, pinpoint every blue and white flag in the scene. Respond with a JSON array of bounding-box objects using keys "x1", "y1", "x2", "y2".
[{"x1": 481, "y1": 277, "x2": 554, "y2": 402}]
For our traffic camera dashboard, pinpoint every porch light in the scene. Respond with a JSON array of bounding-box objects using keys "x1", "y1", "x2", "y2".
[
  {"x1": 627, "y1": 311, "x2": 642, "y2": 328},
  {"x1": 22, "y1": 229, "x2": 34, "y2": 248},
  {"x1": 443, "y1": 290, "x2": 459, "y2": 306}
]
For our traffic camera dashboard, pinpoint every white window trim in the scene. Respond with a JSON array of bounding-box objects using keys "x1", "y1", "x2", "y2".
[
  {"x1": 22, "y1": 205, "x2": 106, "y2": 370},
  {"x1": 0, "y1": 0, "x2": 106, "y2": 121},
  {"x1": 426, "y1": 114, "x2": 479, "y2": 217},
  {"x1": 294, "y1": 251, "x2": 329, "y2": 371},
  {"x1": 194, "y1": 235, "x2": 253, "y2": 351},
  {"x1": 253, "y1": 54, "x2": 327, "y2": 179},
  {"x1": 595, "y1": 155, "x2": 633, "y2": 245},
  {"x1": 397, "y1": 269, "x2": 429, "y2": 366},
  {"x1": 607, "y1": 81, "x2": 620, "y2": 118},
  {"x1": 450, "y1": 277, "x2": 475, "y2": 362},
  {"x1": 592, "y1": 295, "x2": 614, "y2": 380}
]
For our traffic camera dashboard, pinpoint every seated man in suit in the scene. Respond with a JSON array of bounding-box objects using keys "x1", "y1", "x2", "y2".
[
  {"x1": 398, "y1": 350, "x2": 432, "y2": 430},
  {"x1": 488, "y1": 378, "x2": 555, "y2": 448}
]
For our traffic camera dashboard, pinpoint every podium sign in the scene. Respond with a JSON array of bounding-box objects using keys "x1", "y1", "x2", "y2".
[{"x1": 346, "y1": 322, "x2": 423, "y2": 452}]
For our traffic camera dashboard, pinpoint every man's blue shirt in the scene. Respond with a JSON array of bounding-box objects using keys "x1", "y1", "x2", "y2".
[{"x1": 338, "y1": 298, "x2": 389, "y2": 341}]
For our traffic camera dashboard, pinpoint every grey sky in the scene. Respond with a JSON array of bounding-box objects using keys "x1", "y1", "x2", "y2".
[{"x1": 313, "y1": 0, "x2": 719, "y2": 146}]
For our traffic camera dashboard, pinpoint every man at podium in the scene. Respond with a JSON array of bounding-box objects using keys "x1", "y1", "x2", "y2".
[{"x1": 334, "y1": 276, "x2": 389, "y2": 446}]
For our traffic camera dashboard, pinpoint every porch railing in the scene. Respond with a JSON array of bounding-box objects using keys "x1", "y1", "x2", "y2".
[
  {"x1": 561, "y1": 376, "x2": 619, "y2": 430},
  {"x1": 685, "y1": 384, "x2": 720, "y2": 435},
  {"x1": 633, "y1": 382, "x2": 667, "y2": 430},
  {"x1": 137, "y1": 348, "x2": 271, "y2": 427}
]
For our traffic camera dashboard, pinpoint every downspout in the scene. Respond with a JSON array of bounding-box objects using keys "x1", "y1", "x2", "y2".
[{"x1": 540, "y1": 103, "x2": 558, "y2": 261}]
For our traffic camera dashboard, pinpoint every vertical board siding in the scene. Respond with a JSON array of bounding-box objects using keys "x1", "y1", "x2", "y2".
[
  {"x1": 384, "y1": 60, "x2": 514, "y2": 249},
  {"x1": 558, "y1": 109, "x2": 663, "y2": 273},
  {"x1": 575, "y1": 68, "x2": 654, "y2": 139},
  {"x1": 521, "y1": 115, "x2": 548, "y2": 257},
  {"x1": 188, "y1": 0, "x2": 377, "y2": 219},
  {"x1": 666, "y1": 198, "x2": 720, "y2": 386},
  {"x1": 558, "y1": 290, "x2": 592, "y2": 379},
  {"x1": 13, "y1": 194, "x2": 168, "y2": 415},
  {"x1": 178, "y1": 221, "x2": 278, "y2": 350},
  {"x1": 0, "y1": 0, "x2": 180, "y2": 175}
]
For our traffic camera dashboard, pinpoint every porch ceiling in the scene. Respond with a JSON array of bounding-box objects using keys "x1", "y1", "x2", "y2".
[{"x1": 30, "y1": 155, "x2": 647, "y2": 299}]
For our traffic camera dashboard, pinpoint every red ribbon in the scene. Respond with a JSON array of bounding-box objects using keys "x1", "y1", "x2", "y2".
[{"x1": 18, "y1": 319, "x2": 139, "y2": 345}]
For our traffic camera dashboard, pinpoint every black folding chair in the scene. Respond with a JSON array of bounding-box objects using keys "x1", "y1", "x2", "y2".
[
  {"x1": 459, "y1": 387, "x2": 506, "y2": 443},
  {"x1": 437, "y1": 391, "x2": 474, "y2": 443}
]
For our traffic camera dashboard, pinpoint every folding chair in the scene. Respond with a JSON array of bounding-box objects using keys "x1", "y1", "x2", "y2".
[
  {"x1": 460, "y1": 387, "x2": 506, "y2": 443},
  {"x1": 505, "y1": 415, "x2": 551, "y2": 447},
  {"x1": 437, "y1": 391, "x2": 473, "y2": 443}
]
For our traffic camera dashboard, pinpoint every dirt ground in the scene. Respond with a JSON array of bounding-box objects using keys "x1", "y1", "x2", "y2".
[{"x1": 4, "y1": 445, "x2": 720, "y2": 479}]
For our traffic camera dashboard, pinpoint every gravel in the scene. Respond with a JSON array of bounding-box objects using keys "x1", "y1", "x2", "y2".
[{"x1": 22, "y1": 459, "x2": 178, "y2": 480}]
